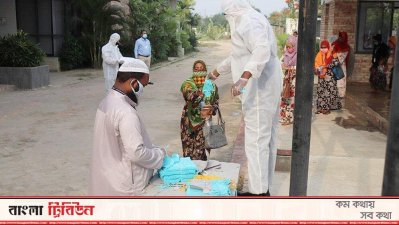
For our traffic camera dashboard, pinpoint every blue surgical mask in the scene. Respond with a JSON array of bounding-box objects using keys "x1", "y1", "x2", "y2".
[{"x1": 142, "y1": 34, "x2": 148, "y2": 39}]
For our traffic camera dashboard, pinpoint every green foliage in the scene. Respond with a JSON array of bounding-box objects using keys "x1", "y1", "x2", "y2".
[
  {"x1": 277, "y1": 33, "x2": 289, "y2": 50},
  {"x1": 59, "y1": 36, "x2": 86, "y2": 71},
  {"x1": 70, "y1": 0, "x2": 199, "y2": 66},
  {"x1": 206, "y1": 23, "x2": 226, "y2": 40},
  {"x1": 275, "y1": 33, "x2": 289, "y2": 57},
  {"x1": 0, "y1": 30, "x2": 45, "y2": 67},
  {"x1": 188, "y1": 31, "x2": 198, "y2": 49},
  {"x1": 125, "y1": 0, "x2": 179, "y2": 62},
  {"x1": 176, "y1": 0, "x2": 198, "y2": 53},
  {"x1": 198, "y1": 15, "x2": 228, "y2": 40},
  {"x1": 71, "y1": 0, "x2": 123, "y2": 68},
  {"x1": 181, "y1": 30, "x2": 192, "y2": 51},
  {"x1": 118, "y1": 36, "x2": 134, "y2": 57}
]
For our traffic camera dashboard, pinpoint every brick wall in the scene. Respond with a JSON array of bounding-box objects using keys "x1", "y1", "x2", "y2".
[
  {"x1": 353, "y1": 54, "x2": 371, "y2": 82},
  {"x1": 320, "y1": 0, "x2": 373, "y2": 83}
]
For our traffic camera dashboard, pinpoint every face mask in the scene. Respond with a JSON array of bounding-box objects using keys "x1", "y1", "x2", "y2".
[
  {"x1": 142, "y1": 34, "x2": 148, "y2": 39},
  {"x1": 130, "y1": 79, "x2": 144, "y2": 100},
  {"x1": 193, "y1": 71, "x2": 207, "y2": 86}
]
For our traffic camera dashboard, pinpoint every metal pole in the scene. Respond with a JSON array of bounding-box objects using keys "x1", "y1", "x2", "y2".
[
  {"x1": 382, "y1": 29, "x2": 399, "y2": 196},
  {"x1": 289, "y1": 0, "x2": 318, "y2": 196}
]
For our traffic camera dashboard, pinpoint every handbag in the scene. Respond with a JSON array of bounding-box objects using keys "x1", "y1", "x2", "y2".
[
  {"x1": 203, "y1": 107, "x2": 228, "y2": 149},
  {"x1": 332, "y1": 64, "x2": 345, "y2": 80}
]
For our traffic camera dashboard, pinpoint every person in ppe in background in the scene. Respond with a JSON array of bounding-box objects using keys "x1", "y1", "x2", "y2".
[
  {"x1": 102, "y1": 33, "x2": 124, "y2": 92},
  {"x1": 208, "y1": 0, "x2": 283, "y2": 196},
  {"x1": 89, "y1": 59, "x2": 166, "y2": 196}
]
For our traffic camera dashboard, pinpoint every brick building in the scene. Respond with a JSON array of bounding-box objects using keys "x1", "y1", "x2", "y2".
[{"x1": 320, "y1": 0, "x2": 399, "y2": 82}]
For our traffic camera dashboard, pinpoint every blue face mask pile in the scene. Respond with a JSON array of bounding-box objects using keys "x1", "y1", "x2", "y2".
[
  {"x1": 159, "y1": 153, "x2": 198, "y2": 185},
  {"x1": 186, "y1": 179, "x2": 232, "y2": 196}
]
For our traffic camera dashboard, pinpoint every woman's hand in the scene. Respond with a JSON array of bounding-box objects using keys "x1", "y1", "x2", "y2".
[
  {"x1": 200, "y1": 105, "x2": 213, "y2": 119},
  {"x1": 195, "y1": 90, "x2": 204, "y2": 98}
]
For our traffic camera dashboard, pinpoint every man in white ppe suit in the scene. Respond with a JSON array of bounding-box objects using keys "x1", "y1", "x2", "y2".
[
  {"x1": 102, "y1": 33, "x2": 124, "y2": 92},
  {"x1": 209, "y1": 0, "x2": 283, "y2": 196},
  {"x1": 89, "y1": 59, "x2": 166, "y2": 195}
]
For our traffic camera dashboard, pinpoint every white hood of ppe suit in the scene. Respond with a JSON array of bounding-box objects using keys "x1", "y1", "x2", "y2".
[
  {"x1": 109, "y1": 33, "x2": 120, "y2": 45},
  {"x1": 221, "y1": 0, "x2": 253, "y2": 16}
]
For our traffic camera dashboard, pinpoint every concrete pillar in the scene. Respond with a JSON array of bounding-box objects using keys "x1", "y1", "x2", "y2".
[{"x1": 289, "y1": 0, "x2": 318, "y2": 196}]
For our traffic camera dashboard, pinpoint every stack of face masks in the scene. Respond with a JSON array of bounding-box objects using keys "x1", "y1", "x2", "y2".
[
  {"x1": 159, "y1": 153, "x2": 198, "y2": 185},
  {"x1": 202, "y1": 79, "x2": 214, "y2": 98},
  {"x1": 186, "y1": 179, "x2": 232, "y2": 196}
]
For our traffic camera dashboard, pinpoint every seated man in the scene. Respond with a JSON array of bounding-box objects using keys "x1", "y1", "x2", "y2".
[{"x1": 89, "y1": 59, "x2": 166, "y2": 196}]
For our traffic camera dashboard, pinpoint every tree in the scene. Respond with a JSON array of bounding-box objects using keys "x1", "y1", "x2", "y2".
[
  {"x1": 71, "y1": 0, "x2": 122, "y2": 68},
  {"x1": 176, "y1": 0, "x2": 198, "y2": 51},
  {"x1": 284, "y1": 0, "x2": 299, "y2": 18},
  {"x1": 123, "y1": 0, "x2": 178, "y2": 61},
  {"x1": 196, "y1": 14, "x2": 228, "y2": 40}
]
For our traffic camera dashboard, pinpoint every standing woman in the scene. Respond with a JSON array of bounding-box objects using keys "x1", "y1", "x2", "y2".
[
  {"x1": 280, "y1": 38, "x2": 297, "y2": 125},
  {"x1": 369, "y1": 34, "x2": 390, "y2": 91},
  {"x1": 180, "y1": 60, "x2": 219, "y2": 160},
  {"x1": 331, "y1": 31, "x2": 350, "y2": 104},
  {"x1": 315, "y1": 40, "x2": 342, "y2": 114}
]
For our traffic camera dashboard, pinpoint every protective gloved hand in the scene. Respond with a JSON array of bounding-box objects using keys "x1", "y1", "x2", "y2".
[
  {"x1": 160, "y1": 147, "x2": 167, "y2": 156},
  {"x1": 231, "y1": 78, "x2": 249, "y2": 96},
  {"x1": 207, "y1": 69, "x2": 219, "y2": 81}
]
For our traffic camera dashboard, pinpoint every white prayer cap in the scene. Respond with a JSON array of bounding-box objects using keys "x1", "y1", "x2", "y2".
[{"x1": 118, "y1": 58, "x2": 149, "y2": 74}]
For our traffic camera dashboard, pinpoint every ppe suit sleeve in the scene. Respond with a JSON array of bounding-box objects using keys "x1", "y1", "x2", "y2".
[
  {"x1": 117, "y1": 47, "x2": 123, "y2": 60},
  {"x1": 241, "y1": 21, "x2": 271, "y2": 79},
  {"x1": 118, "y1": 111, "x2": 164, "y2": 169},
  {"x1": 102, "y1": 48, "x2": 118, "y2": 65},
  {"x1": 216, "y1": 55, "x2": 232, "y2": 75}
]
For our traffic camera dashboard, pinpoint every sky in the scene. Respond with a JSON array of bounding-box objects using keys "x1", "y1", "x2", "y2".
[{"x1": 194, "y1": 0, "x2": 287, "y2": 17}]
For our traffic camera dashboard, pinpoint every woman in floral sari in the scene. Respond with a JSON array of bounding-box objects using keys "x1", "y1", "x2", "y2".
[
  {"x1": 315, "y1": 40, "x2": 342, "y2": 114},
  {"x1": 280, "y1": 37, "x2": 297, "y2": 125},
  {"x1": 180, "y1": 60, "x2": 219, "y2": 160}
]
